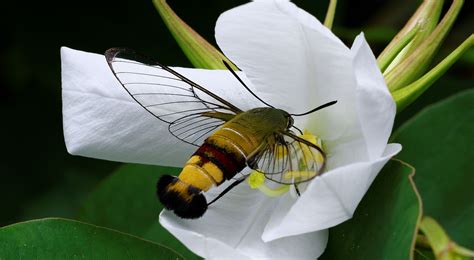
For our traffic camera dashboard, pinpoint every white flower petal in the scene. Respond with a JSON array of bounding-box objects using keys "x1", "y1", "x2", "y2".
[
  {"x1": 63, "y1": 0, "x2": 401, "y2": 257},
  {"x1": 160, "y1": 182, "x2": 328, "y2": 259},
  {"x1": 215, "y1": 0, "x2": 369, "y2": 167},
  {"x1": 262, "y1": 143, "x2": 401, "y2": 241},
  {"x1": 61, "y1": 47, "x2": 259, "y2": 167},
  {"x1": 352, "y1": 34, "x2": 396, "y2": 159}
]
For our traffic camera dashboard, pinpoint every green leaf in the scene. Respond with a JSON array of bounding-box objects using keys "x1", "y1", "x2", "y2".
[
  {"x1": 320, "y1": 160, "x2": 422, "y2": 259},
  {"x1": 0, "y1": 218, "x2": 183, "y2": 259},
  {"x1": 392, "y1": 89, "x2": 474, "y2": 248},
  {"x1": 78, "y1": 164, "x2": 201, "y2": 260}
]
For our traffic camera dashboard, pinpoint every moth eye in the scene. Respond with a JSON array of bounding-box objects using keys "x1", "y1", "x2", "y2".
[{"x1": 287, "y1": 116, "x2": 294, "y2": 128}]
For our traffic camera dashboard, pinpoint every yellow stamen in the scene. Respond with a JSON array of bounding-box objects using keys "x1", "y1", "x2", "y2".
[
  {"x1": 248, "y1": 171, "x2": 289, "y2": 197},
  {"x1": 247, "y1": 130, "x2": 326, "y2": 197}
]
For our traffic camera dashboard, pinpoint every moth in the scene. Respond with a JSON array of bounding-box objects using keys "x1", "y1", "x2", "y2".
[{"x1": 105, "y1": 48, "x2": 336, "y2": 219}]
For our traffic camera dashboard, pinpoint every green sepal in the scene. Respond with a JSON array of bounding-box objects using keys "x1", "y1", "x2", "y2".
[
  {"x1": 385, "y1": 0, "x2": 464, "y2": 91},
  {"x1": 153, "y1": 0, "x2": 237, "y2": 70}
]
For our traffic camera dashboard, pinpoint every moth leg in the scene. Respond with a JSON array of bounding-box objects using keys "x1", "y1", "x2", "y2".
[
  {"x1": 207, "y1": 176, "x2": 247, "y2": 206},
  {"x1": 294, "y1": 184, "x2": 301, "y2": 197}
]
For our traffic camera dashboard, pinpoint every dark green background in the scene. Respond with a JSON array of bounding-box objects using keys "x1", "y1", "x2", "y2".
[{"x1": 1, "y1": 0, "x2": 472, "y2": 227}]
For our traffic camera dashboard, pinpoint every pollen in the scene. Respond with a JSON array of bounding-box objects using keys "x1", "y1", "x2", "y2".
[{"x1": 248, "y1": 171, "x2": 265, "y2": 189}]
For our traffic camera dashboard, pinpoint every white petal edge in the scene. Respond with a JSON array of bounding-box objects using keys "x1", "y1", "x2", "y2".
[
  {"x1": 61, "y1": 47, "x2": 261, "y2": 167},
  {"x1": 215, "y1": 0, "x2": 370, "y2": 168},
  {"x1": 352, "y1": 33, "x2": 396, "y2": 160},
  {"x1": 262, "y1": 143, "x2": 402, "y2": 241},
  {"x1": 160, "y1": 181, "x2": 328, "y2": 260}
]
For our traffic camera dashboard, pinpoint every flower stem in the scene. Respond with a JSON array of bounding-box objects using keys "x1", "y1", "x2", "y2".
[
  {"x1": 324, "y1": 0, "x2": 337, "y2": 30},
  {"x1": 393, "y1": 34, "x2": 473, "y2": 111}
]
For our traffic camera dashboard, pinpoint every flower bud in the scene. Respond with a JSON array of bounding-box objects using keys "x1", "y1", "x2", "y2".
[
  {"x1": 384, "y1": 0, "x2": 464, "y2": 92},
  {"x1": 153, "y1": 0, "x2": 236, "y2": 70},
  {"x1": 378, "y1": 0, "x2": 444, "y2": 75},
  {"x1": 419, "y1": 216, "x2": 474, "y2": 260}
]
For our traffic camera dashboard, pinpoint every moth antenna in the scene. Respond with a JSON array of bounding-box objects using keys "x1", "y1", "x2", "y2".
[
  {"x1": 291, "y1": 100, "x2": 337, "y2": 117},
  {"x1": 222, "y1": 60, "x2": 275, "y2": 108}
]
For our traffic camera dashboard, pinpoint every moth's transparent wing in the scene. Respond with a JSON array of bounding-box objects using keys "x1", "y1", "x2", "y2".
[
  {"x1": 247, "y1": 132, "x2": 326, "y2": 184},
  {"x1": 168, "y1": 112, "x2": 233, "y2": 146},
  {"x1": 105, "y1": 48, "x2": 241, "y2": 146}
]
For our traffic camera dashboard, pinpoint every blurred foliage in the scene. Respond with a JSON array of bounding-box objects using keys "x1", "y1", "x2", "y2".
[
  {"x1": 392, "y1": 90, "x2": 474, "y2": 247},
  {"x1": 0, "y1": 0, "x2": 472, "y2": 235},
  {"x1": 78, "y1": 164, "x2": 200, "y2": 259}
]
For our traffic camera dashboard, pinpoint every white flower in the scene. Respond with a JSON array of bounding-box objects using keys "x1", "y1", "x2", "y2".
[{"x1": 61, "y1": 0, "x2": 401, "y2": 259}]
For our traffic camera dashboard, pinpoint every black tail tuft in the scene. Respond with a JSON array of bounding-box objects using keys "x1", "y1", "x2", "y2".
[
  {"x1": 157, "y1": 175, "x2": 208, "y2": 219},
  {"x1": 157, "y1": 175, "x2": 179, "y2": 210}
]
